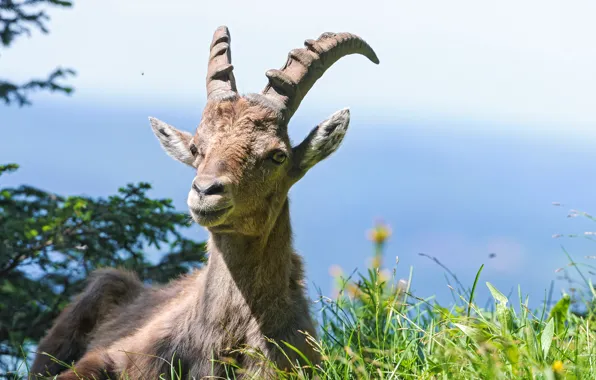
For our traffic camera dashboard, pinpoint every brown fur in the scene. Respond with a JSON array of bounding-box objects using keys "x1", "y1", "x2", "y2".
[
  {"x1": 31, "y1": 27, "x2": 365, "y2": 379},
  {"x1": 30, "y1": 100, "x2": 330, "y2": 379}
]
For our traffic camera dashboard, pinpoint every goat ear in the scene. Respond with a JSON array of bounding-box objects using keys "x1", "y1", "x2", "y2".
[
  {"x1": 291, "y1": 108, "x2": 350, "y2": 180},
  {"x1": 149, "y1": 117, "x2": 195, "y2": 166}
]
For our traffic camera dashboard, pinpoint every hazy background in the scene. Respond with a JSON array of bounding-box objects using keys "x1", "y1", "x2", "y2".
[{"x1": 2, "y1": 0, "x2": 596, "y2": 308}]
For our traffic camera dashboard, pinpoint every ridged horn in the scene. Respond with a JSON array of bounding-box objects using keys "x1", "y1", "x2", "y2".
[
  {"x1": 206, "y1": 26, "x2": 238, "y2": 100},
  {"x1": 261, "y1": 32, "x2": 379, "y2": 121}
]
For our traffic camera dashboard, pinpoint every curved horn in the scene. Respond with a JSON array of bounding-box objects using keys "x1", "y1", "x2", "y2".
[
  {"x1": 261, "y1": 32, "x2": 379, "y2": 121},
  {"x1": 206, "y1": 26, "x2": 238, "y2": 100}
]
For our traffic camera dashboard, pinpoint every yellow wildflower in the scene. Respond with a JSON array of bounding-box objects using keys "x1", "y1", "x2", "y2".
[
  {"x1": 370, "y1": 255, "x2": 382, "y2": 269},
  {"x1": 346, "y1": 283, "x2": 362, "y2": 298},
  {"x1": 367, "y1": 220, "x2": 392, "y2": 244},
  {"x1": 552, "y1": 360, "x2": 564, "y2": 373}
]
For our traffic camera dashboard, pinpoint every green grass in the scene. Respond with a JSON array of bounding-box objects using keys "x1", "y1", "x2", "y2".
[
  {"x1": 306, "y1": 267, "x2": 594, "y2": 379},
  {"x1": 10, "y1": 215, "x2": 596, "y2": 379},
  {"x1": 300, "y1": 214, "x2": 596, "y2": 379},
  {"x1": 21, "y1": 263, "x2": 596, "y2": 380}
]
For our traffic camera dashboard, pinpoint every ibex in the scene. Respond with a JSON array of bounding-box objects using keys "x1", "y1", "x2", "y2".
[{"x1": 31, "y1": 26, "x2": 379, "y2": 379}]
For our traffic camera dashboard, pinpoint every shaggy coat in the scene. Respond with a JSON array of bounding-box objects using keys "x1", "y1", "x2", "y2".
[{"x1": 30, "y1": 25, "x2": 378, "y2": 379}]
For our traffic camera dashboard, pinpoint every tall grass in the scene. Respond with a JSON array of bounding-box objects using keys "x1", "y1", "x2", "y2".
[
  {"x1": 304, "y1": 216, "x2": 596, "y2": 379},
  {"x1": 313, "y1": 262, "x2": 593, "y2": 379},
  {"x1": 10, "y1": 213, "x2": 596, "y2": 379}
]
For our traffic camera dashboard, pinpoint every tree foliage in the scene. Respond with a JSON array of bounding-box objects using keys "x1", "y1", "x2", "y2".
[
  {"x1": 0, "y1": 0, "x2": 75, "y2": 106},
  {"x1": 0, "y1": 163, "x2": 206, "y2": 373}
]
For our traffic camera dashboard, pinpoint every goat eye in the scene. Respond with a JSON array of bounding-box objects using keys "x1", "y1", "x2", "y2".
[
  {"x1": 189, "y1": 144, "x2": 198, "y2": 156},
  {"x1": 270, "y1": 150, "x2": 287, "y2": 164}
]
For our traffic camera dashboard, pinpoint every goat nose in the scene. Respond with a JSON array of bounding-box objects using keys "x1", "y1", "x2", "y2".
[{"x1": 193, "y1": 178, "x2": 226, "y2": 196}]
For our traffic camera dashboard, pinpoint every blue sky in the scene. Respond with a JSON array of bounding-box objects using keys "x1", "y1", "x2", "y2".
[{"x1": 2, "y1": 0, "x2": 596, "y2": 308}]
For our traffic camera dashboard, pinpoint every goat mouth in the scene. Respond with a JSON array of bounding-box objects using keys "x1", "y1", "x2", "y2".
[{"x1": 191, "y1": 205, "x2": 233, "y2": 225}]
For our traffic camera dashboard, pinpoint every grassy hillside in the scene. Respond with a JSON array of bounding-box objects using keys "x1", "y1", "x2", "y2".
[
  {"x1": 11, "y1": 217, "x2": 596, "y2": 379},
  {"x1": 280, "y1": 218, "x2": 595, "y2": 379}
]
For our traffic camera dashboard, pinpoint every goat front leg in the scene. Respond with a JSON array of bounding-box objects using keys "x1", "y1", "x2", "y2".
[
  {"x1": 30, "y1": 269, "x2": 143, "y2": 378},
  {"x1": 55, "y1": 350, "x2": 118, "y2": 380}
]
